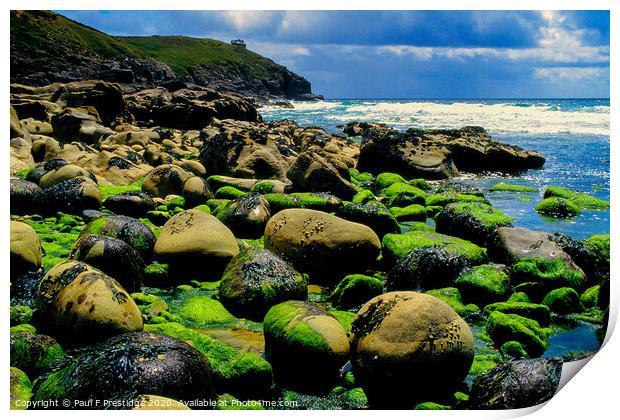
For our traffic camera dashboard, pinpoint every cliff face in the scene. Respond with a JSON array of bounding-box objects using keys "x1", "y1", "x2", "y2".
[{"x1": 10, "y1": 10, "x2": 318, "y2": 100}]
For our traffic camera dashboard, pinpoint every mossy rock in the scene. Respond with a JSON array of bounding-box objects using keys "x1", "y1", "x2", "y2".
[
  {"x1": 425, "y1": 193, "x2": 488, "y2": 207},
  {"x1": 483, "y1": 302, "x2": 551, "y2": 326},
  {"x1": 218, "y1": 247, "x2": 308, "y2": 321},
  {"x1": 215, "y1": 193, "x2": 271, "y2": 239},
  {"x1": 409, "y1": 178, "x2": 432, "y2": 191},
  {"x1": 374, "y1": 172, "x2": 406, "y2": 191},
  {"x1": 381, "y1": 230, "x2": 487, "y2": 268},
  {"x1": 330, "y1": 309, "x2": 357, "y2": 333},
  {"x1": 143, "y1": 263, "x2": 170, "y2": 286},
  {"x1": 379, "y1": 182, "x2": 427, "y2": 207},
  {"x1": 510, "y1": 257, "x2": 586, "y2": 292},
  {"x1": 10, "y1": 367, "x2": 32, "y2": 410},
  {"x1": 455, "y1": 264, "x2": 511, "y2": 306},
  {"x1": 389, "y1": 204, "x2": 427, "y2": 222},
  {"x1": 349, "y1": 168, "x2": 374, "y2": 189},
  {"x1": 10, "y1": 305, "x2": 34, "y2": 326},
  {"x1": 543, "y1": 186, "x2": 609, "y2": 210},
  {"x1": 425, "y1": 287, "x2": 480, "y2": 317},
  {"x1": 290, "y1": 192, "x2": 342, "y2": 212},
  {"x1": 489, "y1": 183, "x2": 537, "y2": 193},
  {"x1": 501, "y1": 341, "x2": 528, "y2": 358},
  {"x1": 335, "y1": 201, "x2": 400, "y2": 238},
  {"x1": 10, "y1": 331, "x2": 65, "y2": 378},
  {"x1": 192, "y1": 204, "x2": 212, "y2": 214},
  {"x1": 215, "y1": 186, "x2": 247, "y2": 199},
  {"x1": 174, "y1": 295, "x2": 237, "y2": 326},
  {"x1": 580, "y1": 285, "x2": 600, "y2": 309},
  {"x1": 425, "y1": 205, "x2": 444, "y2": 218},
  {"x1": 485, "y1": 311, "x2": 551, "y2": 356},
  {"x1": 535, "y1": 197, "x2": 580, "y2": 218},
  {"x1": 542, "y1": 287, "x2": 581, "y2": 315},
  {"x1": 507, "y1": 292, "x2": 530, "y2": 303},
  {"x1": 351, "y1": 189, "x2": 377, "y2": 205},
  {"x1": 435, "y1": 202, "x2": 513, "y2": 247},
  {"x1": 207, "y1": 175, "x2": 256, "y2": 192},
  {"x1": 263, "y1": 301, "x2": 350, "y2": 391},
  {"x1": 469, "y1": 354, "x2": 501, "y2": 377},
  {"x1": 331, "y1": 274, "x2": 384, "y2": 310}
]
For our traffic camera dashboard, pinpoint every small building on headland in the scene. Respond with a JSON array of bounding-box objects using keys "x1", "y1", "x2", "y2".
[{"x1": 231, "y1": 39, "x2": 246, "y2": 48}]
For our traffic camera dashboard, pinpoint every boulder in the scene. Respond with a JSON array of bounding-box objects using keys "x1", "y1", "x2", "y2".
[
  {"x1": 51, "y1": 80, "x2": 127, "y2": 126},
  {"x1": 103, "y1": 191, "x2": 157, "y2": 218},
  {"x1": 51, "y1": 107, "x2": 113, "y2": 143},
  {"x1": 331, "y1": 274, "x2": 384, "y2": 310},
  {"x1": 483, "y1": 302, "x2": 551, "y2": 326},
  {"x1": 36, "y1": 260, "x2": 143, "y2": 344},
  {"x1": 141, "y1": 164, "x2": 193, "y2": 199},
  {"x1": 215, "y1": 192, "x2": 271, "y2": 238},
  {"x1": 39, "y1": 177, "x2": 102, "y2": 214},
  {"x1": 10, "y1": 367, "x2": 32, "y2": 410},
  {"x1": 490, "y1": 227, "x2": 578, "y2": 265},
  {"x1": 31, "y1": 332, "x2": 215, "y2": 409},
  {"x1": 182, "y1": 176, "x2": 213, "y2": 208},
  {"x1": 79, "y1": 215, "x2": 156, "y2": 261},
  {"x1": 38, "y1": 164, "x2": 95, "y2": 188},
  {"x1": 350, "y1": 291, "x2": 474, "y2": 407},
  {"x1": 10, "y1": 179, "x2": 43, "y2": 215},
  {"x1": 154, "y1": 210, "x2": 239, "y2": 281},
  {"x1": 286, "y1": 151, "x2": 357, "y2": 200},
  {"x1": 335, "y1": 201, "x2": 400, "y2": 238},
  {"x1": 455, "y1": 264, "x2": 511, "y2": 306},
  {"x1": 535, "y1": 197, "x2": 580, "y2": 218},
  {"x1": 485, "y1": 311, "x2": 550, "y2": 356},
  {"x1": 263, "y1": 301, "x2": 350, "y2": 391},
  {"x1": 10, "y1": 221, "x2": 42, "y2": 280},
  {"x1": 435, "y1": 202, "x2": 513, "y2": 247},
  {"x1": 264, "y1": 209, "x2": 381, "y2": 281},
  {"x1": 542, "y1": 287, "x2": 581, "y2": 314},
  {"x1": 10, "y1": 331, "x2": 64, "y2": 378},
  {"x1": 69, "y1": 234, "x2": 144, "y2": 293},
  {"x1": 218, "y1": 247, "x2": 308, "y2": 321},
  {"x1": 468, "y1": 358, "x2": 562, "y2": 409},
  {"x1": 550, "y1": 232, "x2": 610, "y2": 285}
]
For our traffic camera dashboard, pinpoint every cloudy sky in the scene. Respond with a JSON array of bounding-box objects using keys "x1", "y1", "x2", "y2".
[{"x1": 60, "y1": 10, "x2": 610, "y2": 99}]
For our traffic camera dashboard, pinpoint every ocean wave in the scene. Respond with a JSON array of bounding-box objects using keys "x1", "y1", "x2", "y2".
[{"x1": 261, "y1": 100, "x2": 609, "y2": 136}]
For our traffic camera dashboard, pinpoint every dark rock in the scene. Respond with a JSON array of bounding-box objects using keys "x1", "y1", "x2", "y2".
[
  {"x1": 50, "y1": 107, "x2": 113, "y2": 143},
  {"x1": 215, "y1": 193, "x2": 271, "y2": 238},
  {"x1": 79, "y1": 215, "x2": 156, "y2": 261},
  {"x1": 10, "y1": 271, "x2": 45, "y2": 308},
  {"x1": 31, "y1": 332, "x2": 215, "y2": 409},
  {"x1": 10, "y1": 178, "x2": 42, "y2": 215},
  {"x1": 103, "y1": 191, "x2": 157, "y2": 218},
  {"x1": 218, "y1": 247, "x2": 308, "y2": 321},
  {"x1": 335, "y1": 201, "x2": 400, "y2": 238},
  {"x1": 10, "y1": 331, "x2": 64, "y2": 378},
  {"x1": 468, "y1": 358, "x2": 562, "y2": 409},
  {"x1": 39, "y1": 177, "x2": 101, "y2": 215},
  {"x1": 435, "y1": 202, "x2": 513, "y2": 247}
]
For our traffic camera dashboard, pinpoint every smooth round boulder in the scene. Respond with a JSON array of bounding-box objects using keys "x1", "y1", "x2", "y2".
[
  {"x1": 10, "y1": 178, "x2": 42, "y2": 215},
  {"x1": 264, "y1": 209, "x2": 381, "y2": 281},
  {"x1": 10, "y1": 221, "x2": 42, "y2": 280},
  {"x1": 263, "y1": 301, "x2": 350, "y2": 391},
  {"x1": 216, "y1": 192, "x2": 271, "y2": 238},
  {"x1": 141, "y1": 164, "x2": 192, "y2": 198},
  {"x1": 32, "y1": 332, "x2": 215, "y2": 409},
  {"x1": 39, "y1": 177, "x2": 102, "y2": 215},
  {"x1": 39, "y1": 164, "x2": 94, "y2": 189},
  {"x1": 182, "y1": 176, "x2": 213, "y2": 208},
  {"x1": 36, "y1": 260, "x2": 143, "y2": 344},
  {"x1": 350, "y1": 291, "x2": 474, "y2": 407},
  {"x1": 103, "y1": 191, "x2": 156, "y2": 218},
  {"x1": 79, "y1": 215, "x2": 156, "y2": 261},
  {"x1": 69, "y1": 234, "x2": 144, "y2": 292},
  {"x1": 154, "y1": 210, "x2": 239, "y2": 281},
  {"x1": 219, "y1": 247, "x2": 308, "y2": 321}
]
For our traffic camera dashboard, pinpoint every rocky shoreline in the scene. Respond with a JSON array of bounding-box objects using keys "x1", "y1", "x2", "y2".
[{"x1": 10, "y1": 79, "x2": 609, "y2": 410}]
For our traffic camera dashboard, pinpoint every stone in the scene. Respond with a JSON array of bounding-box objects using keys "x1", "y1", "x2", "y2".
[
  {"x1": 39, "y1": 177, "x2": 102, "y2": 215},
  {"x1": 10, "y1": 221, "x2": 42, "y2": 279},
  {"x1": 483, "y1": 302, "x2": 551, "y2": 326},
  {"x1": 286, "y1": 151, "x2": 357, "y2": 200},
  {"x1": 103, "y1": 191, "x2": 157, "y2": 218},
  {"x1": 535, "y1": 197, "x2": 580, "y2": 218},
  {"x1": 264, "y1": 301, "x2": 350, "y2": 391},
  {"x1": 10, "y1": 331, "x2": 64, "y2": 378},
  {"x1": 264, "y1": 209, "x2": 381, "y2": 281},
  {"x1": 485, "y1": 311, "x2": 550, "y2": 356},
  {"x1": 79, "y1": 215, "x2": 156, "y2": 261},
  {"x1": 142, "y1": 164, "x2": 192, "y2": 199},
  {"x1": 455, "y1": 264, "x2": 511, "y2": 306},
  {"x1": 36, "y1": 260, "x2": 143, "y2": 344},
  {"x1": 10, "y1": 367, "x2": 32, "y2": 410},
  {"x1": 154, "y1": 210, "x2": 239, "y2": 281},
  {"x1": 182, "y1": 176, "x2": 213, "y2": 208},
  {"x1": 10, "y1": 178, "x2": 42, "y2": 215},
  {"x1": 331, "y1": 274, "x2": 384, "y2": 310},
  {"x1": 38, "y1": 164, "x2": 95, "y2": 189},
  {"x1": 215, "y1": 193, "x2": 271, "y2": 238},
  {"x1": 435, "y1": 202, "x2": 513, "y2": 247},
  {"x1": 350, "y1": 291, "x2": 474, "y2": 407},
  {"x1": 218, "y1": 247, "x2": 308, "y2": 321},
  {"x1": 335, "y1": 201, "x2": 400, "y2": 238},
  {"x1": 542, "y1": 287, "x2": 581, "y2": 314}
]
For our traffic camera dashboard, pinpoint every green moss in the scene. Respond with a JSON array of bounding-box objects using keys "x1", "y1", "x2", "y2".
[
  {"x1": 483, "y1": 302, "x2": 551, "y2": 326},
  {"x1": 331, "y1": 274, "x2": 384, "y2": 309},
  {"x1": 130, "y1": 292, "x2": 161, "y2": 305},
  {"x1": 144, "y1": 263, "x2": 169, "y2": 284},
  {"x1": 507, "y1": 292, "x2": 530, "y2": 303},
  {"x1": 414, "y1": 402, "x2": 451, "y2": 410},
  {"x1": 442, "y1": 202, "x2": 513, "y2": 229},
  {"x1": 192, "y1": 204, "x2": 212, "y2": 214},
  {"x1": 10, "y1": 331, "x2": 65, "y2": 376},
  {"x1": 349, "y1": 168, "x2": 374, "y2": 188},
  {"x1": 264, "y1": 302, "x2": 331, "y2": 353},
  {"x1": 580, "y1": 285, "x2": 600, "y2": 309},
  {"x1": 389, "y1": 204, "x2": 427, "y2": 222},
  {"x1": 489, "y1": 183, "x2": 537, "y2": 193},
  {"x1": 485, "y1": 311, "x2": 551, "y2": 356},
  {"x1": 215, "y1": 186, "x2": 246, "y2": 199},
  {"x1": 14, "y1": 167, "x2": 33, "y2": 179},
  {"x1": 250, "y1": 181, "x2": 276, "y2": 194},
  {"x1": 346, "y1": 388, "x2": 368, "y2": 407},
  {"x1": 99, "y1": 179, "x2": 143, "y2": 200},
  {"x1": 425, "y1": 287, "x2": 480, "y2": 317},
  {"x1": 379, "y1": 182, "x2": 427, "y2": 207},
  {"x1": 408, "y1": 178, "x2": 432, "y2": 191},
  {"x1": 138, "y1": 217, "x2": 161, "y2": 238},
  {"x1": 542, "y1": 287, "x2": 581, "y2": 314},
  {"x1": 455, "y1": 264, "x2": 511, "y2": 306},
  {"x1": 20, "y1": 217, "x2": 79, "y2": 270},
  {"x1": 207, "y1": 175, "x2": 252, "y2": 191},
  {"x1": 352, "y1": 189, "x2": 377, "y2": 205},
  {"x1": 145, "y1": 322, "x2": 272, "y2": 387},
  {"x1": 501, "y1": 341, "x2": 528, "y2": 358},
  {"x1": 11, "y1": 324, "x2": 36, "y2": 334},
  {"x1": 425, "y1": 205, "x2": 444, "y2": 218},
  {"x1": 330, "y1": 310, "x2": 356, "y2": 333},
  {"x1": 584, "y1": 234, "x2": 610, "y2": 263},
  {"x1": 535, "y1": 197, "x2": 580, "y2": 218},
  {"x1": 10, "y1": 306, "x2": 34, "y2": 326},
  {"x1": 166, "y1": 196, "x2": 185, "y2": 210},
  {"x1": 425, "y1": 193, "x2": 487, "y2": 207},
  {"x1": 469, "y1": 354, "x2": 501, "y2": 377},
  {"x1": 263, "y1": 193, "x2": 302, "y2": 212},
  {"x1": 544, "y1": 186, "x2": 609, "y2": 210},
  {"x1": 174, "y1": 295, "x2": 237, "y2": 326},
  {"x1": 510, "y1": 258, "x2": 585, "y2": 291},
  {"x1": 10, "y1": 367, "x2": 32, "y2": 410},
  {"x1": 206, "y1": 198, "x2": 231, "y2": 211},
  {"x1": 375, "y1": 172, "x2": 406, "y2": 190},
  {"x1": 382, "y1": 230, "x2": 487, "y2": 265},
  {"x1": 290, "y1": 193, "x2": 339, "y2": 211}
]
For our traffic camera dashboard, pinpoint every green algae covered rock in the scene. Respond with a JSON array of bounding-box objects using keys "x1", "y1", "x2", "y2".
[
  {"x1": 80, "y1": 215, "x2": 157, "y2": 261},
  {"x1": 501, "y1": 341, "x2": 528, "y2": 358},
  {"x1": 435, "y1": 202, "x2": 513, "y2": 247},
  {"x1": 425, "y1": 287, "x2": 480, "y2": 317},
  {"x1": 580, "y1": 285, "x2": 600, "y2": 309},
  {"x1": 218, "y1": 247, "x2": 308, "y2": 321},
  {"x1": 381, "y1": 230, "x2": 487, "y2": 267},
  {"x1": 455, "y1": 264, "x2": 511, "y2": 306},
  {"x1": 389, "y1": 204, "x2": 427, "y2": 222},
  {"x1": 331, "y1": 274, "x2": 384, "y2": 310},
  {"x1": 174, "y1": 295, "x2": 237, "y2": 326},
  {"x1": 425, "y1": 192, "x2": 487, "y2": 207},
  {"x1": 469, "y1": 354, "x2": 501, "y2": 377},
  {"x1": 483, "y1": 302, "x2": 551, "y2": 326},
  {"x1": 489, "y1": 183, "x2": 537, "y2": 193},
  {"x1": 10, "y1": 331, "x2": 64, "y2": 378},
  {"x1": 263, "y1": 301, "x2": 350, "y2": 391},
  {"x1": 351, "y1": 189, "x2": 377, "y2": 205},
  {"x1": 543, "y1": 186, "x2": 609, "y2": 210},
  {"x1": 535, "y1": 197, "x2": 580, "y2": 218},
  {"x1": 263, "y1": 192, "x2": 341, "y2": 213},
  {"x1": 485, "y1": 311, "x2": 551, "y2": 356},
  {"x1": 510, "y1": 257, "x2": 586, "y2": 292},
  {"x1": 349, "y1": 168, "x2": 374, "y2": 189},
  {"x1": 10, "y1": 367, "x2": 32, "y2": 410},
  {"x1": 10, "y1": 305, "x2": 33, "y2": 326},
  {"x1": 379, "y1": 182, "x2": 427, "y2": 207},
  {"x1": 335, "y1": 201, "x2": 400, "y2": 238},
  {"x1": 32, "y1": 331, "x2": 216, "y2": 408},
  {"x1": 507, "y1": 292, "x2": 530, "y2": 303},
  {"x1": 542, "y1": 287, "x2": 581, "y2": 314},
  {"x1": 215, "y1": 192, "x2": 271, "y2": 238},
  {"x1": 215, "y1": 186, "x2": 247, "y2": 199},
  {"x1": 374, "y1": 172, "x2": 406, "y2": 190}
]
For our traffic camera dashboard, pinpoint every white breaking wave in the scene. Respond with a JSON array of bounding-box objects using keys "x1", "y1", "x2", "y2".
[{"x1": 261, "y1": 100, "x2": 609, "y2": 136}]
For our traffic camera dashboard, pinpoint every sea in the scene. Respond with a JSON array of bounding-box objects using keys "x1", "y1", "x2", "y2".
[{"x1": 261, "y1": 99, "x2": 610, "y2": 240}]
